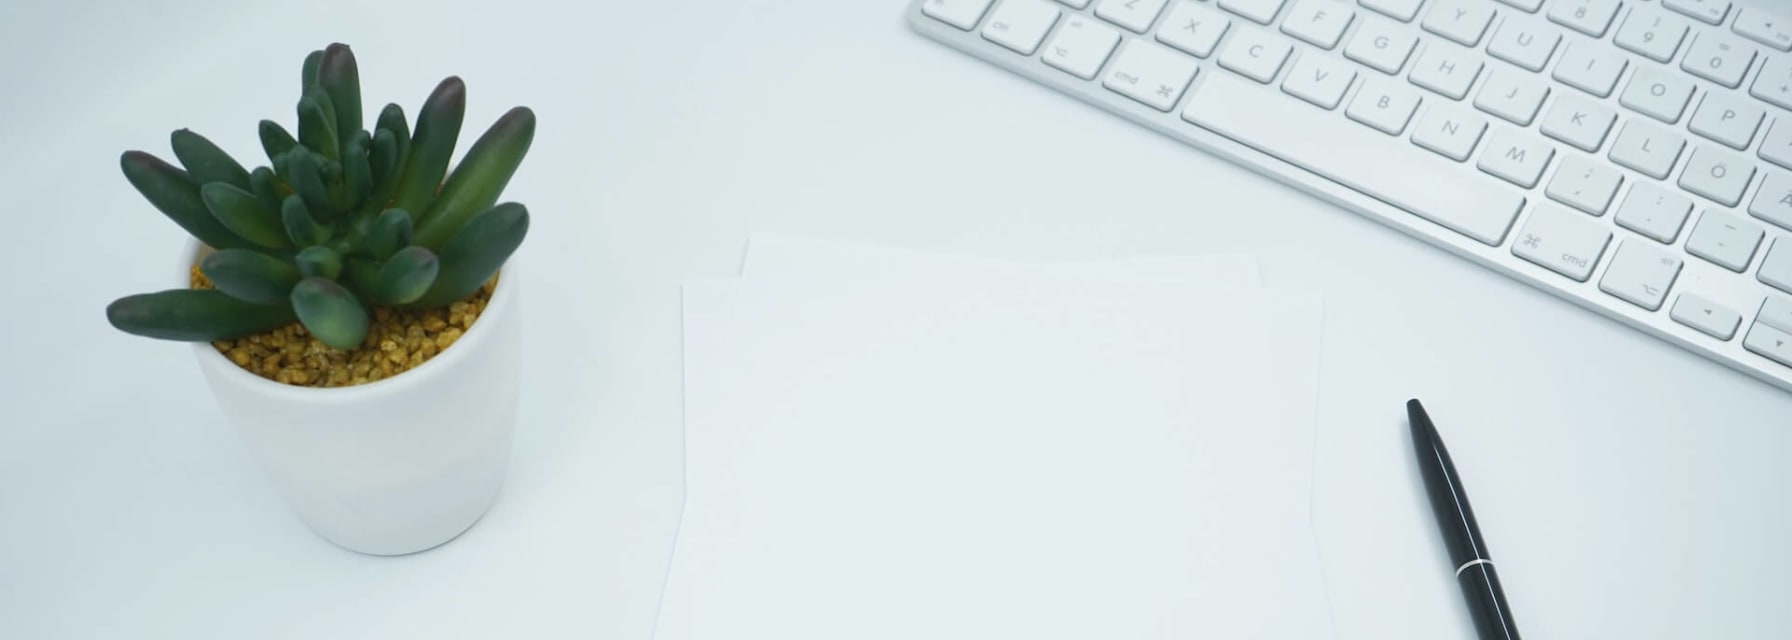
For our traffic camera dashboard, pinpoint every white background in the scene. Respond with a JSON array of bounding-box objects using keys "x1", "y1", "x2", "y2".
[{"x1": 3, "y1": 1, "x2": 1790, "y2": 638}]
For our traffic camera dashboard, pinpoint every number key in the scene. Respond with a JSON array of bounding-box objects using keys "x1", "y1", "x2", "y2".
[
  {"x1": 1681, "y1": 32, "x2": 1758, "y2": 89},
  {"x1": 1549, "y1": 0, "x2": 1622, "y2": 37},
  {"x1": 1615, "y1": 7, "x2": 1690, "y2": 63}
]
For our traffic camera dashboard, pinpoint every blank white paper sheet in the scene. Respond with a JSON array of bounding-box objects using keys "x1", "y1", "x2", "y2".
[{"x1": 656, "y1": 238, "x2": 1333, "y2": 639}]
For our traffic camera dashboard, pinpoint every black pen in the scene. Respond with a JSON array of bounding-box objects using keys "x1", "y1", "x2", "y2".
[{"x1": 1407, "y1": 399, "x2": 1521, "y2": 640}]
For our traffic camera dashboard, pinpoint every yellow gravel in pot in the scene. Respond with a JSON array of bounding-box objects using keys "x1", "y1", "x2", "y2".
[{"x1": 192, "y1": 266, "x2": 496, "y2": 388}]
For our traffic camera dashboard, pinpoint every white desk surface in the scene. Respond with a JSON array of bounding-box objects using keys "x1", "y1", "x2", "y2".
[{"x1": 4, "y1": 1, "x2": 1789, "y2": 638}]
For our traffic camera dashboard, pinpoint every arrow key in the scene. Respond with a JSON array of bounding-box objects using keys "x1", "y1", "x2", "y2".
[
  {"x1": 1744, "y1": 321, "x2": 1792, "y2": 367},
  {"x1": 1756, "y1": 296, "x2": 1792, "y2": 333},
  {"x1": 1671, "y1": 292, "x2": 1741, "y2": 340}
]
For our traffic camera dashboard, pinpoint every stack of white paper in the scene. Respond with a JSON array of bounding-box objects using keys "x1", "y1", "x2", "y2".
[{"x1": 656, "y1": 234, "x2": 1335, "y2": 639}]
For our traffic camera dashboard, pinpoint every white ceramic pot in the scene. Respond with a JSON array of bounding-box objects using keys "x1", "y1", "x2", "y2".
[{"x1": 186, "y1": 241, "x2": 522, "y2": 555}]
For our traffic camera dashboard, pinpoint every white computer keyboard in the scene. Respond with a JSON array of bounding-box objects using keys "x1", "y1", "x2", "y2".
[{"x1": 910, "y1": 0, "x2": 1792, "y2": 393}]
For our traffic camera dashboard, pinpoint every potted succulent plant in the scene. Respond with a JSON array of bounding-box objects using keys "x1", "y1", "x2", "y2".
[{"x1": 105, "y1": 43, "x2": 535, "y2": 555}]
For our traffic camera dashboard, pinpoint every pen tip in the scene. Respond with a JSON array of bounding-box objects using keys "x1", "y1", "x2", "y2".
[{"x1": 1406, "y1": 399, "x2": 1434, "y2": 439}]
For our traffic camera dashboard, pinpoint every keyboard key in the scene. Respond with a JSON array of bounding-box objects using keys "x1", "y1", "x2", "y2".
[
  {"x1": 1546, "y1": 154, "x2": 1623, "y2": 215},
  {"x1": 1360, "y1": 0, "x2": 1424, "y2": 22},
  {"x1": 1678, "y1": 145, "x2": 1756, "y2": 207},
  {"x1": 1609, "y1": 120, "x2": 1687, "y2": 179},
  {"x1": 1347, "y1": 78, "x2": 1423, "y2": 134},
  {"x1": 1409, "y1": 44, "x2": 1484, "y2": 99},
  {"x1": 1616, "y1": 181, "x2": 1694, "y2": 243},
  {"x1": 1422, "y1": 0, "x2": 1498, "y2": 46},
  {"x1": 1103, "y1": 40, "x2": 1201, "y2": 111},
  {"x1": 1743, "y1": 322, "x2": 1792, "y2": 367},
  {"x1": 1059, "y1": 0, "x2": 1093, "y2": 6},
  {"x1": 1749, "y1": 55, "x2": 1792, "y2": 111},
  {"x1": 1686, "y1": 209, "x2": 1763, "y2": 272},
  {"x1": 1761, "y1": 296, "x2": 1792, "y2": 331},
  {"x1": 1157, "y1": 2, "x2": 1231, "y2": 58},
  {"x1": 1615, "y1": 8, "x2": 1691, "y2": 63},
  {"x1": 1345, "y1": 19, "x2": 1418, "y2": 73},
  {"x1": 1681, "y1": 33, "x2": 1757, "y2": 89},
  {"x1": 1487, "y1": 17, "x2": 1562, "y2": 71},
  {"x1": 1217, "y1": 28, "x2": 1293, "y2": 82},
  {"x1": 1548, "y1": 0, "x2": 1621, "y2": 37},
  {"x1": 1552, "y1": 43, "x2": 1627, "y2": 98},
  {"x1": 1477, "y1": 129, "x2": 1555, "y2": 188},
  {"x1": 1281, "y1": 0, "x2": 1355, "y2": 48},
  {"x1": 1620, "y1": 67, "x2": 1695, "y2": 123},
  {"x1": 1687, "y1": 93, "x2": 1763, "y2": 151},
  {"x1": 1044, "y1": 16, "x2": 1123, "y2": 80},
  {"x1": 1599, "y1": 241, "x2": 1683, "y2": 310},
  {"x1": 1494, "y1": 0, "x2": 1543, "y2": 12},
  {"x1": 1665, "y1": 0, "x2": 1730, "y2": 26},
  {"x1": 1751, "y1": 172, "x2": 1792, "y2": 231},
  {"x1": 1181, "y1": 71, "x2": 1525, "y2": 245},
  {"x1": 1475, "y1": 69, "x2": 1549, "y2": 125},
  {"x1": 1734, "y1": 8, "x2": 1792, "y2": 51},
  {"x1": 1512, "y1": 204, "x2": 1612, "y2": 281},
  {"x1": 1282, "y1": 54, "x2": 1358, "y2": 108},
  {"x1": 923, "y1": 0, "x2": 996, "y2": 30},
  {"x1": 1411, "y1": 103, "x2": 1488, "y2": 161},
  {"x1": 1672, "y1": 293, "x2": 1742, "y2": 340},
  {"x1": 1220, "y1": 0, "x2": 1289, "y2": 24},
  {"x1": 1098, "y1": 0, "x2": 1171, "y2": 33},
  {"x1": 1760, "y1": 120, "x2": 1792, "y2": 170},
  {"x1": 1761, "y1": 239, "x2": 1792, "y2": 294},
  {"x1": 1540, "y1": 94, "x2": 1616, "y2": 152},
  {"x1": 983, "y1": 0, "x2": 1063, "y2": 54}
]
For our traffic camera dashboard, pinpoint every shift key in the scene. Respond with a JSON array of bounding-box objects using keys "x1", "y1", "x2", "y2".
[{"x1": 1513, "y1": 204, "x2": 1613, "y2": 282}]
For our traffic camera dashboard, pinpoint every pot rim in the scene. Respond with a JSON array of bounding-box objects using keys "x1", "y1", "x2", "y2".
[{"x1": 185, "y1": 239, "x2": 518, "y2": 403}]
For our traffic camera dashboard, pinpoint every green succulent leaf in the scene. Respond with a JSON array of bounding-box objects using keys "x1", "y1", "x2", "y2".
[
  {"x1": 318, "y1": 43, "x2": 362, "y2": 148},
  {"x1": 414, "y1": 107, "x2": 535, "y2": 249},
  {"x1": 376, "y1": 246, "x2": 440, "y2": 305},
  {"x1": 363, "y1": 208, "x2": 413, "y2": 260},
  {"x1": 375, "y1": 103, "x2": 411, "y2": 158},
  {"x1": 369, "y1": 128, "x2": 399, "y2": 189},
  {"x1": 170, "y1": 129, "x2": 252, "y2": 192},
  {"x1": 290, "y1": 277, "x2": 369, "y2": 350},
  {"x1": 258, "y1": 120, "x2": 298, "y2": 166},
  {"x1": 390, "y1": 77, "x2": 465, "y2": 214},
  {"x1": 410, "y1": 202, "x2": 527, "y2": 308},
  {"x1": 201, "y1": 249, "x2": 302, "y2": 305},
  {"x1": 301, "y1": 49, "x2": 323, "y2": 92},
  {"x1": 284, "y1": 148, "x2": 336, "y2": 220},
  {"x1": 297, "y1": 93, "x2": 340, "y2": 161},
  {"x1": 119, "y1": 151, "x2": 251, "y2": 250},
  {"x1": 250, "y1": 167, "x2": 289, "y2": 214},
  {"x1": 200, "y1": 183, "x2": 291, "y2": 250},
  {"x1": 294, "y1": 245, "x2": 344, "y2": 280},
  {"x1": 107, "y1": 289, "x2": 295, "y2": 342},
  {"x1": 343, "y1": 130, "x2": 373, "y2": 209},
  {"x1": 280, "y1": 194, "x2": 330, "y2": 246},
  {"x1": 342, "y1": 258, "x2": 381, "y2": 301}
]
